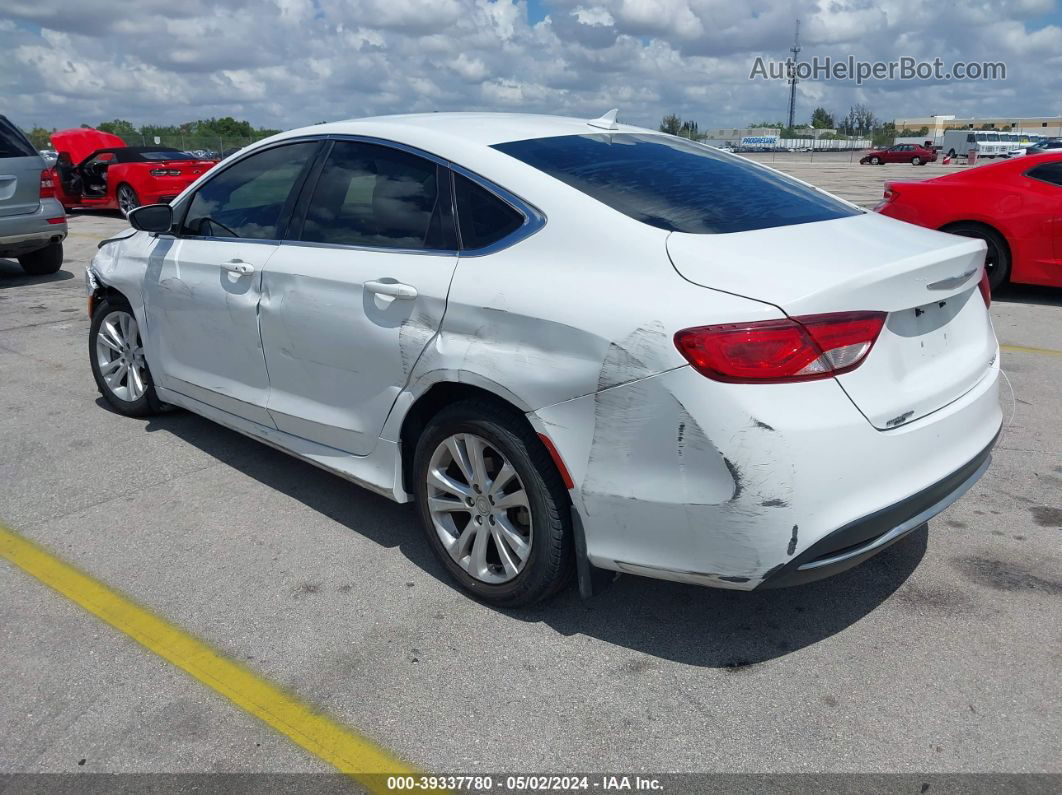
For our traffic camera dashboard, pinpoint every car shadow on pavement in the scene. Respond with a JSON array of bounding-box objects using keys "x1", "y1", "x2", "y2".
[
  {"x1": 994, "y1": 284, "x2": 1062, "y2": 308},
  {"x1": 0, "y1": 258, "x2": 74, "y2": 287},
  {"x1": 139, "y1": 405, "x2": 926, "y2": 670}
]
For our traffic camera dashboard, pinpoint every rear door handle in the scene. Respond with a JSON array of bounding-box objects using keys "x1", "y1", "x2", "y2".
[
  {"x1": 365, "y1": 280, "x2": 417, "y2": 300},
  {"x1": 222, "y1": 259, "x2": 255, "y2": 274}
]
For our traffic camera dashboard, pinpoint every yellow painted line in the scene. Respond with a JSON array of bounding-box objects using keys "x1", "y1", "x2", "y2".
[
  {"x1": 0, "y1": 522, "x2": 418, "y2": 791},
  {"x1": 1001, "y1": 343, "x2": 1062, "y2": 358}
]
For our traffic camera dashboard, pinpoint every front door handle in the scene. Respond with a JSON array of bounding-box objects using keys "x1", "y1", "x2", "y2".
[
  {"x1": 365, "y1": 280, "x2": 417, "y2": 300},
  {"x1": 222, "y1": 259, "x2": 255, "y2": 274}
]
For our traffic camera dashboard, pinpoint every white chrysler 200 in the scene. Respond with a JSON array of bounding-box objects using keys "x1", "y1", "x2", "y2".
[{"x1": 85, "y1": 112, "x2": 1001, "y2": 606}]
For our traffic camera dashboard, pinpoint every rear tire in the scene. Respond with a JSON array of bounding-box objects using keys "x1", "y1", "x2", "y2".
[
  {"x1": 17, "y1": 242, "x2": 63, "y2": 275},
  {"x1": 943, "y1": 222, "x2": 1011, "y2": 291},
  {"x1": 911, "y1": 156, "x2": 922, "y2": 165},
  {"x1": 89, "y1": 296, "x2": 165, "y2": 416},
  {"x1": 117, "y1": 184, "x2": 140, "y2": 218},
  {"x1": 413, "y1": 399, "x2": 574, "y2": 607}
]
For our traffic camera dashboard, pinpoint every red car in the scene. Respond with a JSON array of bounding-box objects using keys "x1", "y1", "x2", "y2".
[
  {"x1": 48, "y1": 128, "x2": 216, "y2": 216},
  {"x1": 876, "y1": 153, "x2": 1062, "y2": 290},
  {"x1": 860, "y1": 143, "x2": 937, "y2": 166}
]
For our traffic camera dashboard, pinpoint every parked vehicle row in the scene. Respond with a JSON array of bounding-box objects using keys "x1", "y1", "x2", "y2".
[
  {"x1": 85, "y1": 112, "x2": 1001, "y2": 606},
  {"x1": 46, "y1": 129, "x2": 217, "y2": 217}
]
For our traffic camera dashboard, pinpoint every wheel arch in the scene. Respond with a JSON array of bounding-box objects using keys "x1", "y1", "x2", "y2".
[
  {"x1": 938, "y1": 219, "x2": 1012, "y2": 262},
  {"x1": 395, "y1": 379, "x2": 567, "y2": 497}
]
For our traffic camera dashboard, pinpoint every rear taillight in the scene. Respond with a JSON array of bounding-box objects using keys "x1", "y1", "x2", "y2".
[
  {"x1": 40, "y1": 170, "x2": 56, "y2": 199},
  {"x1": 978, "y1": 269, "x2": 991, "y2": 308},
  {"x1": 674, "y1": 312, "x2": 887, "y2": 384}
]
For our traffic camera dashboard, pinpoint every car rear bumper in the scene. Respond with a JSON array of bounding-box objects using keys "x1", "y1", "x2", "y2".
[
  {"x1": 0, "y1": 198, "x2": 67, "y2": 257},
  {"x1": 534, "y1": 352, "x2": 1002, "y2": 591},
  {"x1": 758, "y1": 432, "x2": 995, "y2": 588}
]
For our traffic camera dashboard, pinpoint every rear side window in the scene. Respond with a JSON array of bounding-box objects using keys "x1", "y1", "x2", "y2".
[
  {"x1": 0, "y1": 117, "x2": 37, "y2": 158},
  {"x1": 453, "y1": 173, "x2": 524, "y2": 250},
  {"x1": 1026, "y1": 162, "x2": 1062, "y2": 187},
  {"x1": 492, "y1": 134, "x2": 858, "y2": 234},
  {"x1": 182, "y1": 142, "x2": 317, "y2": 239},
  {"x1": 300, "y1": 141, "x2": 455, "y2": 251}
]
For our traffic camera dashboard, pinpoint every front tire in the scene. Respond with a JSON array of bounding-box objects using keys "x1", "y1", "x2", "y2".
[
  {"x1": 943, "y1": 223, "x2": 1011, "y2": 291},
  {"x1": 89, "y1": 297, "x2": 165, "y2": 416},
  {"x1": 117, "y1": 184, "x2": 140, "y2": 218},
  {"x1": 413, "y1": 400, "x2": 574, "y2": 606},
  {"x1": 17, "y1": 242, "x2": 63, "y2": 275},
  {"x1": 870, "y1": 156, "x2": 881, "y2": 165}
]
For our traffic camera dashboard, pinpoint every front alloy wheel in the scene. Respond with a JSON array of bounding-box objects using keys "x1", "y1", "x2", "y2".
[
  {"x1": 89, "y1": 297, "x2": 165, "y2": 416},
  {"x1": 95, "y1": 310, "x2": 148, "y2": 402}
]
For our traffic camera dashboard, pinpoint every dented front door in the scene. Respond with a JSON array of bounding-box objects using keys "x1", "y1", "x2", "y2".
[{"x1": 257, "y1": 245, "x2": 456, "y2": 455}]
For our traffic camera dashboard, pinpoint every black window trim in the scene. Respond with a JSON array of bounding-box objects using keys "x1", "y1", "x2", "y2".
[
  {"x1": 1022, "y1": 160, "x2": 1062, "y2": 188},
  {"x1": 169, "y1": 136, "x2": 327, "y2": 246}
]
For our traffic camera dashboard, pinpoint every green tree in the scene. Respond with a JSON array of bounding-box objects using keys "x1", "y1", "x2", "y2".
[
  {"x1": 659, "y1": 113, "x2": 682, "y2": 135},
  {"x1": 26, "y1": 126, "x2": 53, "y2": 150},
  {"x1": 97, "y1": 119, "x2": 139, "y2": 139},
  {"x1": 679, "y1": 119, "x2": 699, "y2": 139},
  {"x1": 810, "y1": 107, "x2": 835, "y2": 129}
]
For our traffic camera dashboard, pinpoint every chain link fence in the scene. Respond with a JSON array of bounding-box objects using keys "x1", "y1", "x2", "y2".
[{"x1": 124, "y1": 133, "x2": 276, "y2": 158}]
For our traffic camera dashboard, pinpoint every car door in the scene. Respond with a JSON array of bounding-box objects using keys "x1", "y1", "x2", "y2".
[
  {"x1": 142, "y1": 140, "x2": 320, "y2": 425},
  {"x1": 257, "y1": 139, "x2": 459, "y2": 455},
  {"x1": 1024, "y1": 161, "x2": 1062, "y2": 264}
]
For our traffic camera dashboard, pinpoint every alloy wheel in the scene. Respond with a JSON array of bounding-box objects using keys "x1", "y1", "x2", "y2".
[
  {"x1": 95, "y1": 310, "x2": 148, "y2": 402},
  {"x1": 426, "y1": 433, "x2": 533, "y2": 584},
  {"x1": 118, "y1": 185, "x2": 138, "y2": 217}
]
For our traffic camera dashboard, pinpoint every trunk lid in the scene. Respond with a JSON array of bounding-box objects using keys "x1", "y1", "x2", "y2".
[
  {"x1": 0, "y1": 116, "x2": 43, "y2": 218},
  {"x1": 667, "y1": 212, "x2": 998, "y2": 429}
]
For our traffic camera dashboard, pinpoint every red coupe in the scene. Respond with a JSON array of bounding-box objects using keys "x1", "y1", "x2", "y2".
[
  {"x1": 860, "y1": 143, "x2": 937, "y2": 166},
  {"x1": 48, "y1": 128, "x2": 216, "y2": 216},
  {"x1": 876, "y1": 153, "x2": 1062, "y2": 290}
]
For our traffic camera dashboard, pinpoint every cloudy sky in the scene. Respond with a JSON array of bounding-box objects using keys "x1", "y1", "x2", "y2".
[{"x1": 2, "y1": 0, "x2": 1060, "y2": 134}]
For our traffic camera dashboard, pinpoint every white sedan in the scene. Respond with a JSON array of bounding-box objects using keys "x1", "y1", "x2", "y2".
[{"x1": 85, "y1": 111, "x2": 1001, "y2": 605}]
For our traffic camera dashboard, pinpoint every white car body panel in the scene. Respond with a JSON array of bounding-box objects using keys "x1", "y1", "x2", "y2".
[{"x1": 87, "y1": 112, "x2": 1002, "y2": 592}]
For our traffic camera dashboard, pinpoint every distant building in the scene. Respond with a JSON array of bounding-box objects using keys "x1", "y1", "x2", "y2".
[{"x1": 894, "y1": 114, "x2": 1062, "y2": 137}]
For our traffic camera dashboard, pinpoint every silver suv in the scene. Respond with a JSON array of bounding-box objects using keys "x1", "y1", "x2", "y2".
[{"x1": 0, "y1": 115, "x2": 67, "y2": 275}]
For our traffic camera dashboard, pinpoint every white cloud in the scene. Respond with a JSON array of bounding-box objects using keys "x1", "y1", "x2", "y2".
[{"x1": 1, "y1": 0, "x2": 1059, "y2": 135}]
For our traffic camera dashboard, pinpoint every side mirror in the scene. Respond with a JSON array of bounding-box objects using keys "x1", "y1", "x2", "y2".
[{"x1": 127, "y1": 203, "x2": 173, "y2": 234}]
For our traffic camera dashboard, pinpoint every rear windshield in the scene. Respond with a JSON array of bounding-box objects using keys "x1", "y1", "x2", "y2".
[
  {"x1": 137, "y1": 150, "x2": 197, "y2": 161},
  {"x1": 491, "y1": 133, "x2": 859, "y2": 234},
  {"x1": 0, "y1": 116, "x2": 37, "y2": 158}
]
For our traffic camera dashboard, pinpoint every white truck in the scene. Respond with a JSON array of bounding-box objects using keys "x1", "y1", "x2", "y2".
[{"x1": 939, "y1": 129, "x2": 1006, "y2": 159}]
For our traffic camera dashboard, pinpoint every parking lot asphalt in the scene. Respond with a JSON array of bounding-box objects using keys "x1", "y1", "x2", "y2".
[{"x1": 1, "y1": 161, "x2": 1060, "y2": 777}]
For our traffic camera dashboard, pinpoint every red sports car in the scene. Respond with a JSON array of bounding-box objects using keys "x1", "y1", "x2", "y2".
[
  {"x1": 876, "y1": 153, "x2": 1062, "y2": 290},
  {"x1": 48, "y1": 128, "x2": 216, "y2": 216},
  {"x1": 860, "y1": 143, "x2": 937, "y2": 166}
]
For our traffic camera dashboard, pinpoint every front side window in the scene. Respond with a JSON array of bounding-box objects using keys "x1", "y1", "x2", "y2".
[
  {"x1": 181, "y1": 141, "x2": 317, "y2": 239},
  {"x1": 300, "y1": 141, "x2": 454, "y2": 250},
  {"x1": 492, "y1": 133, "x2": 858, "y2": 235},
  {"x1": 453, "y1": 172, "x2": 524, "y2": 250}
]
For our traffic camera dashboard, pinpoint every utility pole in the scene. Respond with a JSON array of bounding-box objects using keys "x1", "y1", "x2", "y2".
[{"x1": 786, "y1": 19, "x2": 801, "y2": 129}]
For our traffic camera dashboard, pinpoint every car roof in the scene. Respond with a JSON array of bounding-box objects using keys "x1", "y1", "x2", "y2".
[{"x1": 279, "y1": 112, "x2": 652, "y2": 147}]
